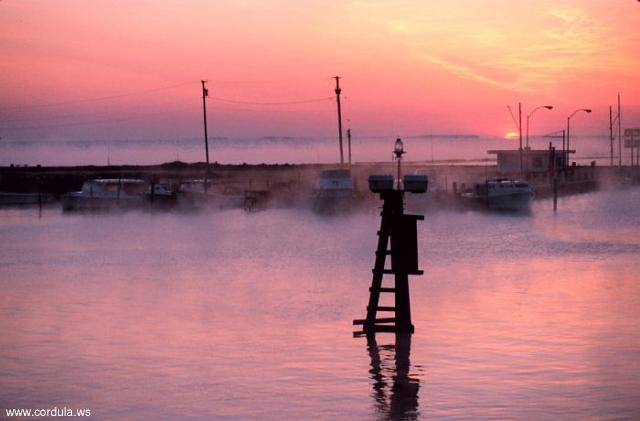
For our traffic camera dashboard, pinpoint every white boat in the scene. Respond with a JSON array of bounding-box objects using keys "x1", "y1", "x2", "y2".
[
  {"x1": 312, "y1": 169, "x2": 355, "y2": 212},
  {"x1": 61, "y1": 179, "x2": 146, "y2": 211},
  {"x1": 462, "y1": 178, "x2": 533, "y2": 211},
  {"x1": 146, "y1": 182, "x2": 177, "y2": 207}
]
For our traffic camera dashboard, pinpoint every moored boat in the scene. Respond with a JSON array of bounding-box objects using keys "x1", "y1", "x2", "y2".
[
  {"x1": 461, "y1": 178, "x2": 533, "y2": 211},
  {"x1": 145, "y1": 182, "x2": 178, "y2": 207},
  {"x1": 312, "y1": 169, "x2": 355, "y2": 213},
  {"x1": 61, "y1": 179, "x2": 146, "y2": 211},
  {"x1": 177, "y1": 179, "x2": 244, "y2": 209}
]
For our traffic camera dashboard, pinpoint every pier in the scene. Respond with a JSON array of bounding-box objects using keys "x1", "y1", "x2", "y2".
[{"x1": 1, "y1": 161, "x2": 637, "y2": 210}]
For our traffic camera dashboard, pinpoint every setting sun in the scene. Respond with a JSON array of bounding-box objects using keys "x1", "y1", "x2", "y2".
[{"x1": 504, "y1": 131, "x2": 519, "y2": 140}]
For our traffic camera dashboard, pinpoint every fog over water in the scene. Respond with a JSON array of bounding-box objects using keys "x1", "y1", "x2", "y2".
[
  {"x1": 0, "y1": 134, "x2": 617, "y2": 166},
  {"x1": 1, "y1": 188, "x2": 639, "y2": 419}
]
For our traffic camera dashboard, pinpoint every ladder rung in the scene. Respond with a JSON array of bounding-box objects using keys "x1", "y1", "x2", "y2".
[
  {"x1": 375, "y1": 250, "x2": 391, "y2": 256},
  {"x1": 372, "y1": 269, "x2": 424, "y2": 275},
  {"x1": 372, "y1": 325, "x2": 397, "y2": 333},
  {"x1": 374, "y1": 317, "x2": 396, "y2": 323},
  {"x1": 369, "y1": 287, "x2": 396, "y2": 293},
  {"x1": 375, "y1": 306, "x2": 396, "y2": 311},
  {"x1": 353, "y1": 317, "x2": 396, "y2": 325}
]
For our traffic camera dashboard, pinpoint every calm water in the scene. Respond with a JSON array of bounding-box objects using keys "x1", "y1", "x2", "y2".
[{"x1": 1, "y1": 188, "x2": 640, "y2": 419}]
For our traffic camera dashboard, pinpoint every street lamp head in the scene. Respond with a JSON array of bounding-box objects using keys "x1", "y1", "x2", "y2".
[
  {"x1": 544, "y1": 105, "x2": 553, "y2": 110},
  {"x1": 569, "y1": 108, "x2": 592, "y2": 119},
  {"x1": 394, "y1": 138, "x2": 405, "y2": 158}
]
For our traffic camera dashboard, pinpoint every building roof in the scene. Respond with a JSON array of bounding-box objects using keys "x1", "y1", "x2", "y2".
[{"x1": 487, "y1": 149, "x2": 575, "y2": 155}]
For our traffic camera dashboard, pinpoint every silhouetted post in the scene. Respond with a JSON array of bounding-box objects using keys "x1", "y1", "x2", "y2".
[
  {"x1": 548, "y1": 141, "x2": 554, "y2": 178},
  {"x1": 37, "y1": 180, "x2": 43, "y2": 219},
  {"x1": 519, "y1": 102, "x2": 523, "y2": 176},
  {"x1": 526, "y1": 105, "x2": 553, "y2": 173},
  {"x1": 566, "y1": 116, "x2": 570, "y2": 170},
  {"x1": 334, "y1": 76, "x2": 344, "y2": 165},
  {"x1": 395, "y1": 138, "x2": 404, "y2": 189},
  {"x1": 610, "y1": 106, "x2": 614, "y2": 167},
  {"x1": 567, "y1": 108, "x2": 592, "y2": 170},
  {"x1": 561, "y1": 130, "x2": 566, "y2": 170},
  {"x1": 632, "y1": 131, "x2": 636, "y2": 167},
  {"x1": 347, "y1": 128, "x2": 352, "y2": 166},
  {"x1": 550, "y1": 142, "x2": 558, "y2": 212},
  {"x1": 201, "y1": 80, "x2": 210, "y2": 192},
  {"x1": 618, "y1": 93, "x2": 622, "y2": 167},
  {"x1": 526, "y1": 105, "x2": 553, "y2": 149},
  {"x1": 553, "y1": 176, "x2": 558, "y2": 211}
]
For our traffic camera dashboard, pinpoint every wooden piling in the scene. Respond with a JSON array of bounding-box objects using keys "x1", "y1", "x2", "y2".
[{"x1": 553, "y1": 176, "x2": 558, "y2": 212}]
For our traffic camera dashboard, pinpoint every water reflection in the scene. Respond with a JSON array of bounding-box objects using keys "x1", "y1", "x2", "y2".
[
  {"x1": 2, "y1": 189, "x2": 640, "y2": 418},
  {"x1": 367, "y1": 334, "x2": 420, "y2": 420}
]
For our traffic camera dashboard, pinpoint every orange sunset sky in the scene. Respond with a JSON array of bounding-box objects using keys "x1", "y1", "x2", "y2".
[{"x1": 1, "y1": 0, "x2": 639, "y2": 141}]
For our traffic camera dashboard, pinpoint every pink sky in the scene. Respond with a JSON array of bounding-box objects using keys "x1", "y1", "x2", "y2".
[{"x1": 1, "y1": 0, "x2": 639, "y2": 142}]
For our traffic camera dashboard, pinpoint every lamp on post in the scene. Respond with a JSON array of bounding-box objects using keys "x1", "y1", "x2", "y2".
[
  {"x1": 526, "y1": 105, "x2": 553, "y2": 148},
  {"x1": 394, "y1": 138, "x2": 405, "y2": 190},
  {"x1": 566, "y1": 108, "x2": 592, "y2": 169}
]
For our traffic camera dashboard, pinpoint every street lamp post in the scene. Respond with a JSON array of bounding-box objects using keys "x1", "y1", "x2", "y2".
[
  {"x1": 525, "y1": 105, "x2": 553, "y2": 173},
  {"x1": 526, "y1": 105, "x2": 553, "y2": 149},
  {"x1": 394, "y1": 138, "x2": 405, "y2": 190},
  {"x1": 566, "y1": 108, "x2": 592, "y2": 169}
]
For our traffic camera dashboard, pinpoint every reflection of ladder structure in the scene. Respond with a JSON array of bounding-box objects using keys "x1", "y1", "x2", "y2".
[
  {"x1": 354, "y1": 190, "x2": 423, "y2": 336},
  {"x1": 366, "y1": 334, "x2": 419, "y2": 418}
]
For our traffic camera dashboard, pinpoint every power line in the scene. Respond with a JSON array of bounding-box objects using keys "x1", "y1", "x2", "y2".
[
  {"x1": 0, "y1": 99, "x2": 198, "y2": 124},
  {"x1": 207, "y1": 96, "x2": 333, "y2": 106},
  {"x1": 0, "y1": 96, "x2": 334, "y2": 129},
  {"x1": 1, "y1": 78, "x2": 335, "y2": 111},
  {"x1": 0, "y1": 80, "x2": 335, "y2": 130},
  {"x1": 0, "y1": 81, "x2": 195, "y2": 111},
  {"x1": 0, "y1": 105, "x2": 196, "y2": 130}
]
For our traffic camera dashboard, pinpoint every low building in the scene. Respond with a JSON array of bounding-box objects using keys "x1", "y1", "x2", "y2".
[{"x1": 488, "y1": 147, "x2": 570, "y2": 173}]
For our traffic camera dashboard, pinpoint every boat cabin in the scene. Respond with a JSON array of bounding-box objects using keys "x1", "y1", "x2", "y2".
[
  {"x1": 81, "y1": 179, "x2": 146, "y2": 197},
  {"x1": 315, "y1": 169, "x2": 354, "y2": 191}
]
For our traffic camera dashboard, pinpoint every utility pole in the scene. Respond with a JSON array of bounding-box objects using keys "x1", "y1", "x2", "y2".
[
  {"x1": 549, "y1": 142, "x2": 558, "y2": 212},
  {"x1": 565, "y1": 116, "x2": 571, "y2": 171},
  {"x1": 560, "y1": 130, "x2": 566, "y2": 170},
  {"x1": 201, "y1": 80, "x2": 210, "y2": 192},
  {"x1": 632, "y1": 131, "x2": 636, "y2": 167},
  {"x1": 609, "y1": 106, "x2": 614, "y2": 167},
  {"x1": 335, "y1": 76, "x2": 344, "y2": 165},
  {"x1": 347, "y1": 128, "x2": 352, "y2": 166},
  {"x1": 618, "y1": 93, "x2": 622, "y2": 167}
]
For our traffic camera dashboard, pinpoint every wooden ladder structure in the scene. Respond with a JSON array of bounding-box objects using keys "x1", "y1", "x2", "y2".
[{"x1": 354, "y1": 190, "x2": 423, "y2": 337}]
